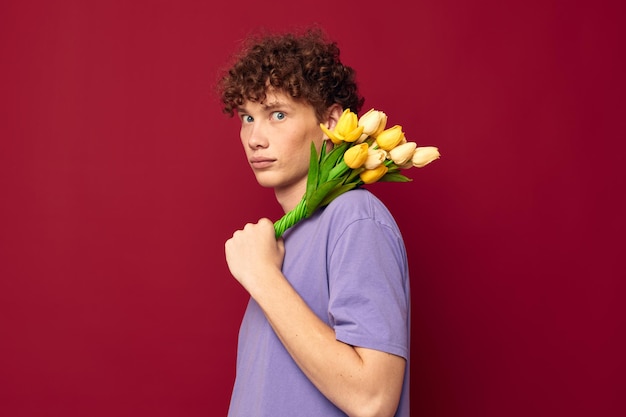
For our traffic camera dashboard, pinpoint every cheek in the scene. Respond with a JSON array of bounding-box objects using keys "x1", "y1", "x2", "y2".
[
  {"x1": 239, "y1": 131, "x2": 251, "y2": 152},
  {"x1": 303, "y1": 124, "x2": 323, "y2": 145}
]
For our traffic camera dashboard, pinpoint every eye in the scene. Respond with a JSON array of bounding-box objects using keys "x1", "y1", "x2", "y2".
[
  {"x1": 241, "y1": 114, "x2": 253, "y2": 124},
  {"x1": 271, "y1": 111, "x2": 286, "y2": 121}
]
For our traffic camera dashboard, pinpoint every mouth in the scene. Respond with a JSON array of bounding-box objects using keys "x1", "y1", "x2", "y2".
[{"x1": 250, "y1": 157, "x2": 276, "y2": 169}]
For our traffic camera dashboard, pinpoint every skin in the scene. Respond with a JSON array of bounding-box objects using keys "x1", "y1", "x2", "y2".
[{"x1": 224, "y1": 90, "x2": 406, "y2": 417}]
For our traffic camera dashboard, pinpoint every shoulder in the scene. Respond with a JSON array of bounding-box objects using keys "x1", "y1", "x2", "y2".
[
  {"x1": 284, "y1": 189, "x2": 404, "y2": 246},
  {"x1": 324, "y1": 188, "x2": 396, "y2": 224},
  {"x1": 320, "y1": 188, "x2": 403, "y2": 240}
]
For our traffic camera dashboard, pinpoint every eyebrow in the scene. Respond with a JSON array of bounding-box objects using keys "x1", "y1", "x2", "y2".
[
  {"x1": 262, "y1": 100, "x2": 288, "y2": 110},
  {"x1": 237, "y1": 100, "x2": 294, "y2": 114}
]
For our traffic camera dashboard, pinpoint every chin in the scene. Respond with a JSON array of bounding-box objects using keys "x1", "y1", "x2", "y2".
[{"x1": 253, "y1": 173, "x2": 282, "y2": 189}]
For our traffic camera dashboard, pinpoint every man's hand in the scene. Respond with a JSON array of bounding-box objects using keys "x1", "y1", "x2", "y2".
[{"x1": 224, "y1": 218, "x2": 285, "y2": 294}]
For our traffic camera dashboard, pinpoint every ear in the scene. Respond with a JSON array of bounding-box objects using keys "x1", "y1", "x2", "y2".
[{"x1": 321, "y1": 104, "x2": 343, "y2": 135}]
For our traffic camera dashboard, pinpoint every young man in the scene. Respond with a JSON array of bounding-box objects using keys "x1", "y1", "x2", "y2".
[{"x1": 219, "y1": 29, "x2": 410, "y2": 417}]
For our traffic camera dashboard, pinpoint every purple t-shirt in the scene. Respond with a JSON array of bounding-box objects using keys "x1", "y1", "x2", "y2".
[{"x1": 228, "y1": 189, "x2": 410, "y2": 416}]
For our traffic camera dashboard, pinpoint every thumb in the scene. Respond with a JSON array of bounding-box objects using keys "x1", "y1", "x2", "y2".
[{"x1": 276, "y1": 237, "x2": 285, "y2": 257}]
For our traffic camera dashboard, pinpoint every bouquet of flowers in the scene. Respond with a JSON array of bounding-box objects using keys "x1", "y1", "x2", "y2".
[{"x1": 273, "y1": 108, "x2": 440, "y2": 238}]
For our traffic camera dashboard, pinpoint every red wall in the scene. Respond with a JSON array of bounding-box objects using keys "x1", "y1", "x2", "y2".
[{"x1": 1, "y1": 1, "x2": 623, "y2": 416}]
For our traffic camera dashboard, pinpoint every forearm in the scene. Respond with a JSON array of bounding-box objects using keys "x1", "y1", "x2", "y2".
[{"x1": 249, "y1": 268, "x2": 404, "y2": 417}]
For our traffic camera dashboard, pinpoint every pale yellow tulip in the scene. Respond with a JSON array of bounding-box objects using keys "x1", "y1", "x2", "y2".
[
  {"x1": 389, "y1": 142, "x2": 417, "y2": 165},
  {"x1": 364, "y1": 148, "x2": 387, "y2": 170},
  {"x1": 357, "y1": 109, "x2": 387, "y2": 142},
  {"x1": 412, "y1": 146, "x2": 441, "y2": 168}
]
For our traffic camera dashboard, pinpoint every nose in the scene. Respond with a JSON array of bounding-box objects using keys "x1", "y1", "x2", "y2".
[{"x1": 244, "y1": 122, "x2": 269, "y2": 150}]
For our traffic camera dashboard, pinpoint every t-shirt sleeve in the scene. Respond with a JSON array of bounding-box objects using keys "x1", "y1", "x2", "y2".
[{"x1": 327, "y1": 216, "x2": 410, "y2": 359}]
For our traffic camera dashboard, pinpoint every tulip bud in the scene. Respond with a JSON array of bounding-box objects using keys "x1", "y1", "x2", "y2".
[
  {"x1": 336, "y1": 108, "x2": 357, "y2": 132},
  {"x1": 364, "y1": 148, "x2": 387, "y2": 170},
  {"x1": 389, "y1": 142, "x2": 417, "y2": 166},
  {"x1": 412, "y1": 146, "x2": 441, "y2": 168},
  {"x1": 344, "y1": 143, "x2": 369, "y2": 169},
  {"x1": 357, "y1": 109, "x2": 388, "y2": 142},
  {"x1": 359, "y1": 165, "x2": 389, "y2": 184},
  {"x1": 339, "y1": 110, "x2": 364, "y2": 142},
  {"x1": 375, "y1": 125, "x2": 405, "y2": 151},
  {"x1": 320, "y1": 109, "x2": 364, "y2": 144}
]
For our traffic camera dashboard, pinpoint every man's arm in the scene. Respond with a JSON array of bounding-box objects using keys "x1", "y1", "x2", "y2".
[{"x1": 225, "y1": 218, "x2": 405, "y2": 417}]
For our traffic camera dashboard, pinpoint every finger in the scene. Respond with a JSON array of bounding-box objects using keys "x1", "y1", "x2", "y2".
[{"x1": 257, "y1": 218, "x2": 274, "y2": 230}]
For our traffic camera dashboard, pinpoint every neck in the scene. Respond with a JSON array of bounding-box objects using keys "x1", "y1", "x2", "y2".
[{"x1": 275, "y1": 182, "x2": 306, "y2": 214}]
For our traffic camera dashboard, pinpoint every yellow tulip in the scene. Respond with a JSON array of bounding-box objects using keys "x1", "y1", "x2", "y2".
[
  {"x1": 357, "y1": 109, "x2": 388, "y2": 142},
  {"x1": 412, "y1": 146, "x2": 441, "y2": 168},
  {"x1": 364, "y1": 148, "x2": 387, "y2": 169},
  {"x1": 319, "y1": 123, "x2": 342, "y2": 145},
  {"x1": 375, "y1": 125, "x2": 405, "y2": 151},
  {"x1": 320, "y1": 109, "x2": 364, "y2": 144},
  {"x1": 359, "y1": 165, "x2": 388, "y2": 184},
  {"x1": 344, "y1": 143, "x2": 369, "y2": 169},
  {"x1": 389, "y1": 142, "x2": 417, "y2": 165}
]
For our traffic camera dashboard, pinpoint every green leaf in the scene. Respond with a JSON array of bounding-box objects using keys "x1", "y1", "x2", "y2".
[
  {"x1": 378, "y1": 172, "x2": 413, "y2": 182},
  {"x1": 318, "y1": 182, "x2": 358, "y2": 207},
  {"x1": 319, "y1": 142, "x2": 348, "y2": 183},
  {"x1": 305, "y1": 142, "x2": 319, "y2": 201},
  {"x1": 306, "y1": 178, "x2": 343, "y2": 217},
  {"x1": 345, "y1": 167, "x2": 364, "y2": 184},
  {"x1": 328, "y1": 159, "x2": 350, "y2": 180},
  {"x1": 318, "y1": 140, "x2": 328, "y2": 164}
]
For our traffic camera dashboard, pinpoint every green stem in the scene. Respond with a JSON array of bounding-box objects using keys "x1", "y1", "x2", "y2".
[{"x1": 273, "y1": 197, "x2": 308, "y2": 238}]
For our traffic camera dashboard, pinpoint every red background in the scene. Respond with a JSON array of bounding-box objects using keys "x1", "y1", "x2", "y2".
[{"x1": 1, "y1": 1, "x2": 624, "y2": 416}]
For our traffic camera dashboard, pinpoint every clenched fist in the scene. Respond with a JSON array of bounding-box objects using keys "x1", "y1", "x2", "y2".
[{"x1": 224, "y1": 218, "x2": 286, "y2": 295}]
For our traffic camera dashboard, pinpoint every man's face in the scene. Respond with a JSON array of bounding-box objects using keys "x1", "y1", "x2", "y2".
[{"x1": 237, "y1": 90, "x2": 324, "y2": 198}]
